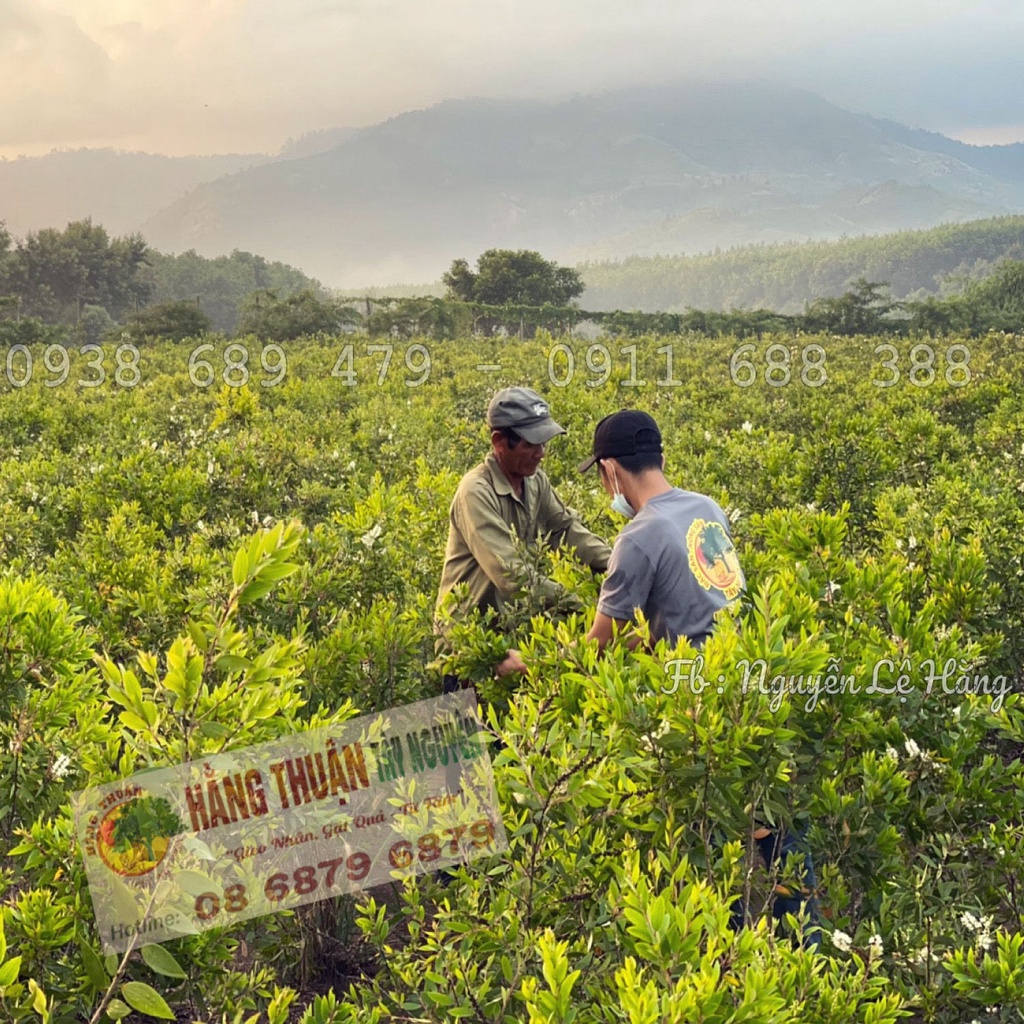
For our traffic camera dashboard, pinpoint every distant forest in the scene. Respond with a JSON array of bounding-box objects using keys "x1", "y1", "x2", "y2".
[
  {"x1": 3, "y1": 216, "x2": 1024, "y2": 346},
  {"x1": 579, "y1": 216, "x2": 1024, "y2": 313},
  {"x1": 0, "y1": 219, "x2": 323, "y2": 339}
]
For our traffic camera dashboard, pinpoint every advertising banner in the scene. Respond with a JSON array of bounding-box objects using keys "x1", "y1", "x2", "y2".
[{"x1": 72, "y1": 691, "x2": 506, "y2": 952}]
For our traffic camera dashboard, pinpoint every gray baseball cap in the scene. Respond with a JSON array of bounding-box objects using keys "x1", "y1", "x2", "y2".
[{"x1": 487, "y1": 387, "x2": 566, "y2": 445}]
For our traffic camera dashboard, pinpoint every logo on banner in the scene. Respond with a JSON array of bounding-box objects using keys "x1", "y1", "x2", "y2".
[{"x1": 91, "y1": 792, "x2": 184, "y2": 878}]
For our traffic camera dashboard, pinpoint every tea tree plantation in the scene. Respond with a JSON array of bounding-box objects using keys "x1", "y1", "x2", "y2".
[{"x1": 1, "y1": 331, "x2": 1023, "y2": 1023}]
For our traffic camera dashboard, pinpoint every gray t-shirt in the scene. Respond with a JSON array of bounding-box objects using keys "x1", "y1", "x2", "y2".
[{"x1": 597, "y1": 489, "x2": 744, "y2": 647}]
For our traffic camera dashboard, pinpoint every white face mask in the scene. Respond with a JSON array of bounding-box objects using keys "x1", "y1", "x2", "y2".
[{"x1": 606, "y1": 463, "x2": 636, "y2": 519}]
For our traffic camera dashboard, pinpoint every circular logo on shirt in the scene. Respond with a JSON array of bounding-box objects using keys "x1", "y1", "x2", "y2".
[{"x1": 687, "y1": 519, "x2": 743, "y2": 600}]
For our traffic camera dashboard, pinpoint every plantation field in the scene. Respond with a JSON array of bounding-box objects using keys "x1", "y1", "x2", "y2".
[{"x1": 2, "y1": 330, "x2": 1024, "y2": 1023}]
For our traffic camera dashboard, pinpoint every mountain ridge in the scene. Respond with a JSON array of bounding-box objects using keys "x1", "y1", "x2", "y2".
[
  {"x1": 5, "y1": 81, "x2": 1024, "y2": 289},
  {"x1": 138, "y1": 81, "x2": 1024, "y2": 286}
]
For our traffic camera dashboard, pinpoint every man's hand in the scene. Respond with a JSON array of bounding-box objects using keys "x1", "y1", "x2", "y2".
[{"x1": 495, "y1": 649, "x2": 527, "y2": 677}]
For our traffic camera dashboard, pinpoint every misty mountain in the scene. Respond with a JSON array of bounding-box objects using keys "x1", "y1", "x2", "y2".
[
  {"x1": 572, "y1": 182, "x2": 1001, "y2": 263},
  {"x1": 0, "y1": 149, "x2": 269, "y2": 239},
  {"x1": 139, "y1": 82, "x2": 1024, "y2": 287},
  {"x1": 18, "y1": 81, "x2": 1024, "y2": 289},
  {"x1": 276, "y1": 127, "x2": 360, "y2": 161}
]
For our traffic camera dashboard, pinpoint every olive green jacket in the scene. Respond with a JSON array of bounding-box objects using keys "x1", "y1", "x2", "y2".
[{"x1": 435, "y1": 453, "x2": 611, "y2": 623}]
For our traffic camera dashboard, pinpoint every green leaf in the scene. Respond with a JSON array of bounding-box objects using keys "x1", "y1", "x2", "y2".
[
  {"x1": 0, "y1": 955, "x2": 21, "y2": 987},
  {"x1": 29, "y1": 979, "x2": 47, "y2": 1014},
  {"x1": 79, "y1": 941, "x2": 109, "y2": 989},
  {"x1": 137, "y1": 650, "x2": 160, "y2": 678},
  {"x1": 237, "y1": 578, "x2": 279, "y2": 606},
  {"x1": 122, "y1": 980, "x2": 176, "y2": 1019},
  {"x1": 186, "y1": 621, "x2": 209, "y2": 653},
  {"x1": 104, "y1": 954, "x2": 119, "y2": 975},
  {"x1": 214, "y1": 654, "x2": 252, "y2": 674},
  {"x1": 199, "y1": 721, "x2": 231, "y2": 739},
  {"x1": 232, "y1": 546, "x2": 249, "y2": 587},
  {"x1": 174, "y1": 868, "x2": 217, "y2": 894},
  {"x1": 104, "y1": 875, "x2": 141, "y2": 926},
  {"x1": 123, "y1": 670, "x2": 144, "y2": 708},
  {"x1": 105, "y1": 998, "x2": 131, "y2": 1020},
  {"x1": 257, "y1": 561, "x2": 300, "y2": 583},
  {"x1": 140, "y1": 944, "x2": 187, "y2": 980},
  {"x1": 119, "y1": 710, "x2": 151, "y2": 733}
]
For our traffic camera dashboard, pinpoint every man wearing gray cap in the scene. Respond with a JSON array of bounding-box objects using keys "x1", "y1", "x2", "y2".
[{"x1": 436, "y1": 386, "x2": 612, "y2": 678}]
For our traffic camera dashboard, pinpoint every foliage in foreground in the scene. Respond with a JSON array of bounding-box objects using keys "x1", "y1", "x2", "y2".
[{"x1": 0, "y1": 332, "x2": 1023, "y2": 1021}]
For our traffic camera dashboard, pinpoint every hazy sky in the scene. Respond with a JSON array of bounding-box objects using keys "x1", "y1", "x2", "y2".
[{"x1": 2, "y1": 0, "x2": 1022, "y2": 158}]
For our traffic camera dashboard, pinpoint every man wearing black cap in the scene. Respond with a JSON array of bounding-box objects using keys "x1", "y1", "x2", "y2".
[
  {"x1": 436, "y1": 386, "x2": 612, "y2": 678},
  {"x1": 579, "y1": 409, "x2": 743, "y2": 651},
  {"x1": 580, "y1": 409, "x2": 818, "y2": 947}
]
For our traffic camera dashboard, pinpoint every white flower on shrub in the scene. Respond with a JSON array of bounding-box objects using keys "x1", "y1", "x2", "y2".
[
  {"x1": 360, "y1": 523, "x2": 383, "y2": 548},
  {"x1": 884, "y1": 746, "x2": 900, "y2": 762},
  {"x1": 741, "y1": 421, "x2": 753, "y2": 434},
  {"x1": 908, "y1": 535, "x2": 917, "y2": 550},
  {"x1": 704, "y1": 430, "x2": 712, "y2": 442},
  {"x1": 868, "y1": 934, "x2": 884, "y2": 958},
  {"x1": 640, "y1": 719, "x2": 671, "y2": 751},
  {"x1": 50, "y1": 754, "x2": 72, "y2": 780},
  {"x1": 830, "y1": 930, "x2": 853, "y2": 953},
  {"x1": 902, "y1": 738, "x2": 946, "y2": 773},
  {"x1": 962, "y1": 912, "x2": 995, "y2": 951}
]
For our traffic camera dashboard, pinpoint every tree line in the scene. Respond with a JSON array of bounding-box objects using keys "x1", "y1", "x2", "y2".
[
  {"x1": 2, "y1": 223, "x2": 1023, "y2": 347},
  {"x1": 0, "y1": 219, "x2": 325, "y2": 345},
  {"x1": 579, "y1": 215, "x2": 1024, "y2": 314}
]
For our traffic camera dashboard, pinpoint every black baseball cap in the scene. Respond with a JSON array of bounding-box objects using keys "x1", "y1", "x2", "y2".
[
  {"x1": 578, "y1": 410, "x2": 663, "y2": 473},
  {"x1": 487, "y1": 387, "x2": 566, "y2": 445}
]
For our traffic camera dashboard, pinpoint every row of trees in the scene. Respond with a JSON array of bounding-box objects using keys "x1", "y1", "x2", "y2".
[
  {"x1": 800, "y1": 266, "x2": 1024, "y2": 335},
  {"x1": 0, "y1": 219, "x2": 327, "y2": 343},
  {"x1": 0, "y1": 219, "x2": 150, "y2": 324},
  {"x1": 354, "y1": 264, "x2": 1024, "y2": 340},
  {"x1": 3, "y1": 224, "x2": 1023, "y2": 346},
  {"x1": 580, "y1": 215, "x2": 1024, "y2": 313}
]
